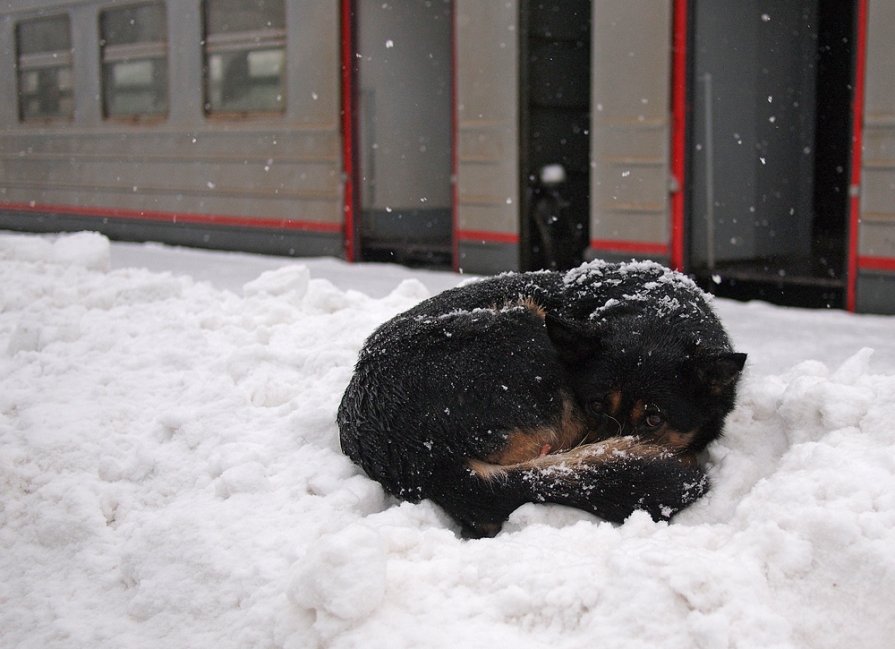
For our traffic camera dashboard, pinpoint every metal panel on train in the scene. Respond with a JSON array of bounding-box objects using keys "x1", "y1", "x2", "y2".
[
  {"x1": 0, "y1": 1, "x2": 343, "y2": 257},
  {"x1": 858, "y1": 0, "x2": 895, "y2": 313},
  {"x1": 455, "y1": 0, "x2": 521, "y2": 273},
  {"x1": 589, "y1": 0, "x2": 672, "y2": 260}
]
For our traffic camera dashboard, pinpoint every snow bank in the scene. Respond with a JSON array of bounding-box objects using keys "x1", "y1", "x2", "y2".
[{"x1": 2, "y1": 232, "x2": 894, "y2": 649}]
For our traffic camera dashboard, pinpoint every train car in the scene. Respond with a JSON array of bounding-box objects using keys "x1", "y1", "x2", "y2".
[
  {"x1": 0, "y1": 0, "x2": 345, "y2": 258},
  {"x1": 1, "y1": 1, "x2": 893, "y2": 314}
]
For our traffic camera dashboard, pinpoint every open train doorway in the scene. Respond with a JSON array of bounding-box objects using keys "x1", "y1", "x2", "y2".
[
  {"x1": 353, "y1": 0, "x2": 453, "y2": 267},
  {"x1": 519, "y1": 0, "x2": 591, "y2": 271},
  {"x1": 688, "y1": 0, "x2": 856, "y2": 307}
]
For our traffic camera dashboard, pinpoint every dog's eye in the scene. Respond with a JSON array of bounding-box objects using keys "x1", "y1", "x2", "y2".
[
  {"x1": 588, "y1": 400, "x2": 605, "y2": 415},
  {"x1": 644, "y1": 405, "x2": 663, "y2": 428}
]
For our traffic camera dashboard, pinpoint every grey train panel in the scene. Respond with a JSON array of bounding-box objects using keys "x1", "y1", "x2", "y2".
[
  {"x1": 0, "y1": 128, "x2": 343, "y2": 223},
  {"x1": 0, "y1": 18, "x2": 16, "y2": 125},
  {"x1": 356, "y1": 0, "x2": 452, "y2": 212},
  {"x1": 455, "y1": 0, "x2": 520, "y2": 250},
  {"x1": 860, "y1": 221, "x2": 895, "y2": 260},
  {"x1": 856, "y1": 274, "x2": 895, "y2": 315},
  {"x1": 589, "y1": 0, "x2": 671, "y2": 251},
  {"x1": 353, "y1": 0, "x2": 452, "y2": 264},
  {"x1": 284, "y1": 1, "x2": 341, "y2": 126},
  {"x1": 862, "y1": 0, "x2": 895, "y2": 260},
  {"x1": 457, "y1": 241, "x2": 518, "y2": 276}
]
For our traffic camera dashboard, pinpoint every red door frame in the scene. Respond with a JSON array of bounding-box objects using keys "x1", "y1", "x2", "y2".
[
  {"x1": 340, "y1": 0, "x2": 359, "y2": 262},
  {"x1": 449, "y1": 1, "x2": 459, "y2": 271},
  {"x1": 846, "y1": 0, "x2": 869, "y2": 312},
  {"x1": 670, "y1": 0, "x2": 688, "y2": 271}
]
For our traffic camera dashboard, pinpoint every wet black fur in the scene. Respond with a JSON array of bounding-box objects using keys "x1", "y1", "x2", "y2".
[{"x1": 337, "y1": 261, "x2": 746, "y2": 536}]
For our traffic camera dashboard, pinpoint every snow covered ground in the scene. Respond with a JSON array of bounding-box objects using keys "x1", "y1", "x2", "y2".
[{"x1": 2, "y1": 230, "x2": 894, "y2": 649}]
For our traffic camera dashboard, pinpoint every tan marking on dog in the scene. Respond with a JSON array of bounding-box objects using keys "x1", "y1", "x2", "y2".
[
  {"x1": 484, "y1": 394, "x2": 587, "y2": 466},
  {"x1": 525, "y1": 436, "x2": 661, "y2": 469},
  {"x1": 487, "y1": 429, "x2": 551, "y2": 465},
  {"x1": 467, "y1": 457, "x2": 507, "y2": 479},
  {"x1": 651, "y1": 427, "x2": 697, "y2": 451},
  {"x1": 607, "y1": 390, "x2": 623, "y2": 418},
  {"x1": 629, "y1": 399, "x2": 646, "y2": 426},
  {"x1": 469, "y1": 436, "x2": 672, "y2": 481},
  {"x1": 515, "y1": 296, "x2": 547, "y2": 319},
  {"x1": 488, "y1": 297, "x2": 546, "y2": 319}
]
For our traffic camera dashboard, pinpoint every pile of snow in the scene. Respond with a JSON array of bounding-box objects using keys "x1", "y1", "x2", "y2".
[{"x1": 2, "y1": 231, "x2": 895, "y2": 649}]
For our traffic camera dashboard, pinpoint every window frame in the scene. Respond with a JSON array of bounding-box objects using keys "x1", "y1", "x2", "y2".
[
  {"x1": 202, "y1": 0, "x2": 288, "y2": 119},
  {"x1": 99, "y1": 1, "x2": 170, "y2": 123},
  {"x1": 15, "y1": 14, "x2": 75, "y2": 123}
]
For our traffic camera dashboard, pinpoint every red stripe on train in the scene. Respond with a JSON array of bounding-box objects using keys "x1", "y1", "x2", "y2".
[
  {"x1": 456, "y1": 230, "x2": 520, "y2": 244},
  {"x1": 0, "y1": 201, "x2": 343, "y2": 234},
  {"x1": 590, "y1": 238, "x2": 670, "y2": 256},
  {"x1": 858, "y1": 255, "x2": 895, "y2": 273}
]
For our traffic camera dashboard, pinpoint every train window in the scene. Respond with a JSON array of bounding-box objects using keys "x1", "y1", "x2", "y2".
[
  {"x1": 100, "y1": 2, "x2": 168, "y2": 119},
  {"x1": 203, "y1": 0, "x2": 286, "y2": 114},
  {"x1": 15, "y1": 15, "x2": 74, "y2": 122}
]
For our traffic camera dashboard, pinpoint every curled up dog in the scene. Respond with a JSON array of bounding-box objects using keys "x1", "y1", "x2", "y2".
[{"x1": 337, "y1": 260, "x2": 746, "y2": 537}]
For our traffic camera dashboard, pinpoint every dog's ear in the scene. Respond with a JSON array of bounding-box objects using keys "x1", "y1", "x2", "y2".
[
  {"x1": 545, "y1": 313, "x2": 603, "y2": 365},
  {"x1": 687, "y1": 352, "x2": 747, "y2": 393}
]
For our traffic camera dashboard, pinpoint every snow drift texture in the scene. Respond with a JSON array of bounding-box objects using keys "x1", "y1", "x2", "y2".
[{"x1": 2, "y1": 231, "x2": 894, "y2": 649}]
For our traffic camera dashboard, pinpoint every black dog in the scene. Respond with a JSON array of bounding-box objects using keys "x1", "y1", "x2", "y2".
[{"x1": 338, "y1": 260, "x2": 746, "y2": 537}]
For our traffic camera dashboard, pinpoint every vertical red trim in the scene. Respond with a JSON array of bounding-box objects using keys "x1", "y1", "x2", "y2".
[
  {"x1": 340, "y1": 0, "x2": 358, "y2": 262},
  {"x1": 669, "y1": 0, "x2": 688, "y2": 271},
  {"x1": 450, "y1": 1, "x2": 460, "y2": 271},
  {"x1": 847, "y1": 0, "x2": 868, "y2": 312}
]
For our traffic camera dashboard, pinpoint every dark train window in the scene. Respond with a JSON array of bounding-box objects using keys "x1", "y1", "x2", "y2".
[
  {"x1": 15, "y1": 15, "x2": 74, "y2": 122},
  {"x1": 203, "y1": 0, "x2": 286, "y2": 114},
  {"x1": 100, "y1": 2, "x2": 168, "y2": 119}
]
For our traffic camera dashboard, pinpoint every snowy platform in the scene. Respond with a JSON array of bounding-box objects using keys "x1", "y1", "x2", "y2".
[{"x1": 2, "y1": 231, "x2": 894, "y2": 649}]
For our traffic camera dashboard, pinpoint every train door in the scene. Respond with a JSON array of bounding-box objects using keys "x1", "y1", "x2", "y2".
[
  {"x1": 688, "y1": 0, "x2": 856, "y2": 308},
  {"x1": 519, "y1": 0, "x2": 591, "y2": 271},
  {"x1": 352, "y1": 0, "x2": 453, "y2": 267}
]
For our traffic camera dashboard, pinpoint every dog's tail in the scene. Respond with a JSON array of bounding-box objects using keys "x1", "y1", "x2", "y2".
[{"x1": 459, "y1": 437, "x2": 709, "y2": 537}]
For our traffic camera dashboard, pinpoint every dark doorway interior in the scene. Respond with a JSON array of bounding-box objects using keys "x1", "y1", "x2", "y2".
[
  {"x1": 355, "y1": 0, "x2": 453, "y2": 267},
  {"x1": 812, "y1": 0, "x2": 854, "y2": 283},
  {"x1": 520, "y1": 0, "x2": 591, "y2": 271},
  {"x1": 688, "y1": 1, "x2": 854, "y2": 308}
]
